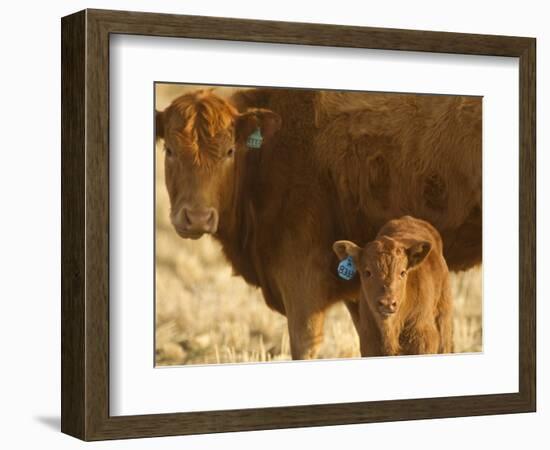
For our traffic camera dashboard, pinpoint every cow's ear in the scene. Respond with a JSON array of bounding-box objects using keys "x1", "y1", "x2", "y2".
[
  {"x1": 406, "y1": 241, "x2": 431, "y2": 269},
  {"x1": 155, "y1": 110, "x2": 165, "y2": 141},
  {"x1": 333, "y1": 240, "x2": 361, "y2": 263},
  {"x1": 235, "y1": 108, "x2": 282, "y2": 149}
]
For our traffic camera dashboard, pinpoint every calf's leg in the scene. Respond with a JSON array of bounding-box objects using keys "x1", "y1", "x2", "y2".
[
  {"x1": 410, "y1": 322, "x2": 440, "y2": 354},
  {"x1": 378, "y1": 320, "x2": 402, "y2": 356},
  {"x1": 358, "y1": 301, "x2": 384, "y2": 357}
]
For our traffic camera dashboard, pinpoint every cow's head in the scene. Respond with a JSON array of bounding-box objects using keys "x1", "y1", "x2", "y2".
[
  {"x1": 333, "y1": 237, "x2": 431, "y2": 318},
  {"x1": 156, "y1": 90, "x2": 281, "y2": 239}
]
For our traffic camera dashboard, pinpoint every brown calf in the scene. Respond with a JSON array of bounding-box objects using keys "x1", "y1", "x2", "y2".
[{"x1": 333, "y1": 216, "x2": 454, "y2": 356}]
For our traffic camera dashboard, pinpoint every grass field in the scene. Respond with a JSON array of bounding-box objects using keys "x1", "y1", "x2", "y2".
[{"x1": 154, "y1": 84, "x2": 482, "y2": 366}]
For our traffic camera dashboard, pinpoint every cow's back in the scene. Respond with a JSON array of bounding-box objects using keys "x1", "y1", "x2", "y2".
[
  {"x1": 313, "y1": 91, "x2": 482, "y2": 271},
  {"x1": 230, "y1": 88, "x2": 482, "y2": 271}
]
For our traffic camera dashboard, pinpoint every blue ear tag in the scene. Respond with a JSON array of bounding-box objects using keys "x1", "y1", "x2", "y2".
[
  {"x1": 337, "y1": 256, "x2": 356, "y2": 280},
  {"x1": 246, "y1": 127, "x2": 263, "y2": 149}
]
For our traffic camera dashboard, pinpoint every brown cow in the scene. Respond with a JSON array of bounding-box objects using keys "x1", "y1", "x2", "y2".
[
  {"x1": 333, "y1": 216, "x2": 454, "y2": 356},
  {"x1": 155, "y1": 87, "x2": 481, "y2": 360}
]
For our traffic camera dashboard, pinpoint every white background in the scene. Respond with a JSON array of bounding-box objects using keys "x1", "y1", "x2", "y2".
[
  {"x1": 0, "y1": 0, "x2": 547, "y2": 449},
  {"x1": 110, "y1": 36, "x2": 518, "y2": 415}
]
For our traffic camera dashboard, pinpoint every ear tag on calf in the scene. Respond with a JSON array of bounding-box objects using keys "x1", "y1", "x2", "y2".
[
  {"x1": 246, "y1": 127, "x2": 263, "y2": 149},
  {"x1": 337, "y1": 256, "x2": 356, "y2": 280}
]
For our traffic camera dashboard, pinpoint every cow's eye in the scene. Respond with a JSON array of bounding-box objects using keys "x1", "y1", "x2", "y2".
[
  {"x1": 227, "y1": 147, "x2": 235, "y2": 158},
  {"x1": 165, "y1": 146, "x2": 173, "y2": 157},
  {"x1": 364, "y1": 270, "x2": 371, "y2": 278},
  {"x1": 400, "y1": 270, "x2": 407, "y2": 278}
]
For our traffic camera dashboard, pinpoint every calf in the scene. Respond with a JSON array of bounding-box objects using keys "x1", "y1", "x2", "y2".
[{"x1": 333, "y1": 216, "x2": 453, "y2": 356}]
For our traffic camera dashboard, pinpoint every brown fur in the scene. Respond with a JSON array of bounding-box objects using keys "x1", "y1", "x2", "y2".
[
  {"x1": 156, "y1": 88, "x2": 480, "y2": 359},
  {"x1": 333, "y1": 216, "x2": 454, "y2": 356},
  {"x1": 314, "y1": 91, "x2": 482, "y2": 270}
]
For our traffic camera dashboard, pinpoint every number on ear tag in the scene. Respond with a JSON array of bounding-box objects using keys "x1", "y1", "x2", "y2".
[
  {"x1": 337, "y1": 256, "x2": 356, "y2": 280},
  {"x1": 246, "y1": 127, "x2": 263, "y2": 149}
]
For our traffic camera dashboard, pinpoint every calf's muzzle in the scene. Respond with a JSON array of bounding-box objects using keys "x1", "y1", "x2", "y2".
[{"x1": 377, "y1": 297, "x2": 398, "y2": 315}]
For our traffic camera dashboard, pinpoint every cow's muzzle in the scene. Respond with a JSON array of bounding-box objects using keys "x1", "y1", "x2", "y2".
[{"x1": 172, "y1": 207, "x2": 219, "y2": 238}]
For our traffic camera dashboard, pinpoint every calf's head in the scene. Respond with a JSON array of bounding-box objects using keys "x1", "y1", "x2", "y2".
[
  {"x1": 333, "y1": 237, "x2": 431, "y2": 318},
  {"x1": 156, "y1": 90, "x2": 281, "y2": 239}
]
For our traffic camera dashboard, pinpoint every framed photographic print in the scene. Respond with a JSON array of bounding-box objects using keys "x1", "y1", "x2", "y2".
[{"x1": 61, "y1": 9, "x2": 536, "y2": 441}]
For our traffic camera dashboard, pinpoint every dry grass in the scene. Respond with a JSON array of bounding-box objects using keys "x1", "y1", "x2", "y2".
[{"x1": 154, "y1": 84, "x2": 482, "y2": 366}]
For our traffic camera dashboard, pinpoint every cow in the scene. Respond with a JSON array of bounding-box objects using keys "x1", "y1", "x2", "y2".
[
  {"x1": 155, "y1": 87, "x2": 481, "y2": 360},
  {"x1": 333, "y1": 216, "x2": 453, "y2": 356}
]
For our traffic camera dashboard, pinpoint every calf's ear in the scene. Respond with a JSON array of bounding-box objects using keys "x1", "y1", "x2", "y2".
[
  {"x1": 235, "y1": 108, "x2": 282, "y2": 149},
  {"x1": 155, "y1": 110, "x2": 164, "y2": 141},
  {"x1": 333, "y1": 240, "x2": 361, "y2": 262},
  {"x1": 406, "y1": 241, "x2": 432, "y2": 269}
]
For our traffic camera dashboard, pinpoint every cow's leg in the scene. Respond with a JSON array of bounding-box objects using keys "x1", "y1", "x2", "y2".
[
  {"x1": 286, "y1": 305, "x2": 326, "y2": 360},
  {"x1": 273, "y1": 236, "x2": 342, "y2": 359},
  {"x1": 344, "y1": 299, "x2": 361, "y2": 335}
]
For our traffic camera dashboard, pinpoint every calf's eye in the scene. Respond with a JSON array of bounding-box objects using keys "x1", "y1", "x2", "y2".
[
  {"x1": 400, "y1": 270, "x2": 407, "y2": 278},
  {"x1": 227, "y1": 148, "x2": 235, "y2": 157},
  {"x1": 364, "y1": 270, "x2": 371, "y2": 278},
  {"x1": 164, "y1": 146, "x2": 173, "y2": 157}
]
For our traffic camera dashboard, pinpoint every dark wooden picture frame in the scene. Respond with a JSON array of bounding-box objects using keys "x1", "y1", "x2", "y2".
[{"x1": 61, "y1": 9, "x2": 536, "y2": 441}]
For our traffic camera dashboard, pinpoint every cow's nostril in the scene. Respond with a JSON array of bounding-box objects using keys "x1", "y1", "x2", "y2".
[
  {"x1": 207, "y1": 209, "x2": 219, "y2": 232},
  {"x1": 183, "y1": 209, "x2": 192, "y2": 226},
  {"x1": 207, "y1": 213, "x2": 216, "y2": 229}
]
